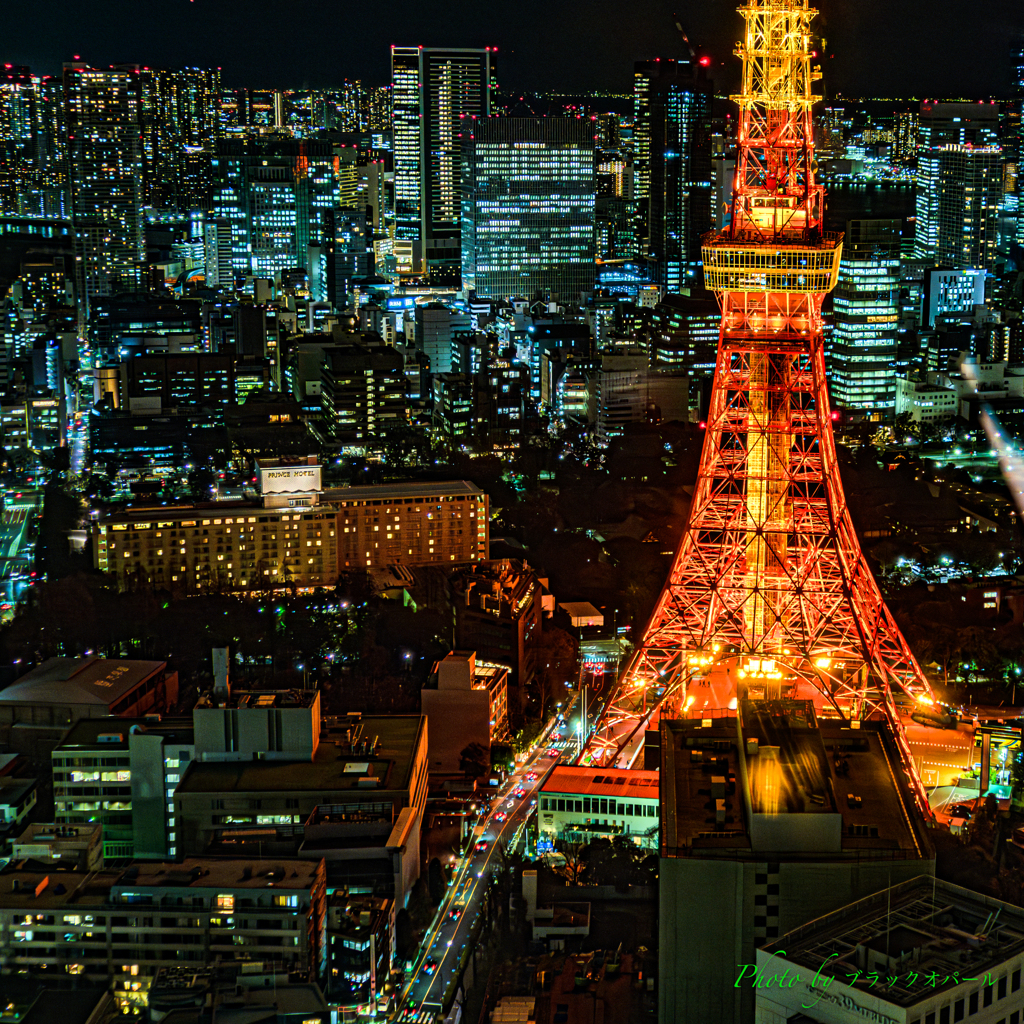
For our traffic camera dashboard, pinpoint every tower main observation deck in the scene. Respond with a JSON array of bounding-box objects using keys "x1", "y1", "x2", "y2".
[{"x1": 581, "y1": 0, "x2": 934, "y2": 816}]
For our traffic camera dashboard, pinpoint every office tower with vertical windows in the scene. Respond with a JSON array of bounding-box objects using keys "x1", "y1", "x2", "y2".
[
  {"x1": 63, "y1": 63, "x2": 145, "y2": 302},
  {"x1": 461, "y1": 117, "x2": 595, "y2": 303},
  {"x1": 632, "y1": 58, "x2": 713, "y2": 291},
  {"x1": 915, "y1": 101, "x2": 1002, "y2": 269},
  {"x1": 915, "y1": 145, "x2": 1002, "y2": 269},
  {"x1": 827, "y1": 219, "x2": 902, "y2": 420},
  {"x1": 391, "y1": 46, "x2": 496, "y2": 275},
  {"x1": 209, "y1": 139, "x2": 339, "y2": 281}
]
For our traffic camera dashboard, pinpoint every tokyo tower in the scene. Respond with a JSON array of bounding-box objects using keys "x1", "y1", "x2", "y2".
[{"x1": 584, "y1": 0, "x2": 934, "y2": 814}]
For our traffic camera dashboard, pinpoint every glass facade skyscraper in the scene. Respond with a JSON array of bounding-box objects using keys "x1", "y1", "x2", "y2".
[
  {"x1": 828, "y1": 219, "x2": 902, "y2": 419},
  {"x1": 633, "y1": 59, "x2": 713, "y2": 291},
  {"x1": 461, "y1": 117, "x2": 595, "y2": 303},
  {"x1": 391, "y1": 46, "x2": 496, "y2": 275}
]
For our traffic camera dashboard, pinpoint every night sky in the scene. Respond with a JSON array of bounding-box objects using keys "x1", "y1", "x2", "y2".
[{"x1": 4, "y1": 0, "x2": 1024, "y2": 99}]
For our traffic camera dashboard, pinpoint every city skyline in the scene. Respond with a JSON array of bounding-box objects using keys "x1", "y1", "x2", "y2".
[
  {"x1": 3, "y1": 0, "x2": 1024, "y2": 98},
  {"x1": 2, "y1": 1, "x2": 1024, "y2": 1022}
]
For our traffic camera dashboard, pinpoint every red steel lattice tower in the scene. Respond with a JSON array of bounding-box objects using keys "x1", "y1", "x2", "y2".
[{"x1": 585, "y1": 0, "x2": 934, "y2": 814}]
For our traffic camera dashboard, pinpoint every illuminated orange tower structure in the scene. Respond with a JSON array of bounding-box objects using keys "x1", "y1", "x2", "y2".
[{"x1": 586, "y1": 0, "x2": 933, "y2": 812}]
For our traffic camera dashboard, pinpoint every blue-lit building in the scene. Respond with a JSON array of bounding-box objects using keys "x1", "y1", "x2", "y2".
[
  {"x1": 633, "y1": 59, "x2": 713, "y2": 291},
  {"x1": 827, "y1": 219, "x2": 902, "y2": 420},
  {"x1": 461, "y1": 117, "x2": 595, "y2": 303},
  {"x1": 923, "y1": 267, "x2": 987, "y2": 327},
  {"x1": 209, "y1": 140, "x2": 340, "y2": 282},
  {"x1": 325, "y1": 206, "x2": 373, "y2": 311}
]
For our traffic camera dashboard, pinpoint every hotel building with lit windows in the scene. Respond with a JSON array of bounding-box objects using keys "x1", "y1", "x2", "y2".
[{"x1": 94, "y1": 460, "x2": 488, "y2": 591}]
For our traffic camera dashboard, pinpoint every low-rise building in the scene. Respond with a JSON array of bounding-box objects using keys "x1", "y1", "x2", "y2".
[
  {"x1": 538, "y1": 765, "x2": 660, "y2": 849},
  {"x1": 421, "y1": 652, "x2": 509, "y2": 774},
  {"x1": 193, "y1": 686, "x2": 320, "y2": 762},
  {"x1": 51, "y1": 716, "x2": 195, "y2": 860},
  {"x1": 0, "y1": 857, "x2": 327, "y2": 987},
  {"x1": 174, "y1": 714, "x2": 428, "y2": 903},
  {"x1": 0, "y1": 656, "x2": 178, "y2": 758},
  {"x1": 449, "y1": 559, "x2": 543, "y2": 690},
  {"x1": 327, "y1": 892, "x2": 393, "y2": 1015},
  {"x1": 895, "y1": 377, "x2": 960, "y2": 423},
  {"x1": 297, "y1": 800, "x2": 421, "y2": 906},
  {"x1": 658, "y1": 700, "x2": 933, "y2": 1024},
  {"x1": 10, "y1": 822, "x2": 103, "y2": 871},
  {"x1": 0, "y1": 777, "x2": 37, "y2": 837},
  {"x1": 148, "y1": 962, "x2": 331, "y2": 1023}
]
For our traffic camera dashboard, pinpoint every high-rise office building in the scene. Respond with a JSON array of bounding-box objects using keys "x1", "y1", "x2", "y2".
[
  {"x1": 209, "y1": 139, "x2": 340, "y2": 280},
  {"x1": 63, "y1": 63, "x2": 145, "y2": 302},
  {"x1": 633, "y1": 58, "x2": 714, "y2": 290},
  {"x1": 461, "y1": 117, "x2": 595, "y2": 302},
  {"x1": 391, "y1": 46, "x2": 496, "y2": 275},
  {"x1": 320, "y1": 338, "x2": 410, "y2": 445},
  {"x1": 828, "y1": 219, "x2": 902, "y2": 419},
  {"x1": 915, "y1": 145, "x2": 1002, "y2": 269},
  {"x1": 325, "y1": 206, "x2": 373, "y2": 310},
  {"x1": 916, "y1": 103, "x2": 1002, "y2": 267}
]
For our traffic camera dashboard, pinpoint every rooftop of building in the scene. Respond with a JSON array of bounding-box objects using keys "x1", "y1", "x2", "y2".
[
  {"x1": 14, "y1": 821, "x2": 100, "y2": 847},
  {"x1": 660, "y1": 700, "x2": 928, "y2": 860},
  {"x1": 95, "y1": 501, "x2": 307, "y2": 524},
  {"x1": 762, "y1": 875, "x2": 1024, "y2": 1008},
  {"x1": 0, "y1": 865, "x2": 126, "y2": 910},
  {"x1": 0, "y1": 980, "x2": 111, "y2": 1024},
  {"x1": 0, "y1": 656, "x2": 167, "y2": 708},
  {"x1": 54, "y1": 715, "x2": 194, "y2": 750},
  {"x1": 110, "y1": 857, "x2": 320, "y2": 893},
  {"x1": 329, "y1": 892, "x2": 392, "y2": 936},
  {"x1": 0, "y1": 775, "x2": 37, "y2": 804},
  {"x1": 175, "y1": 715, "x2": 425, "y2": 797},
  {"x1": 450, "y1": 558, "x2": 538, "y2": 598},
  {"x1": 194, "y1": 688, "x2": 318, "y2": 712},
  {"x1": 542, "y1": 766, "x2": 660, "y2": 801},
  {"x1": 0, "y1": 857, "x2": 321, "y2": 912},
  {"x1": 326, "y1": 480, "x2": 484, "y2": 503}
]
